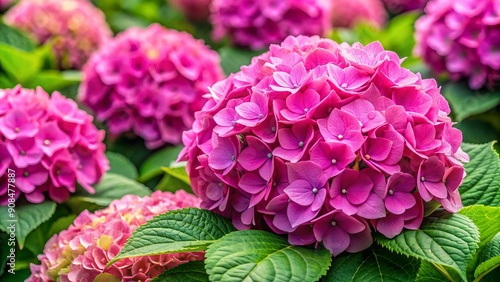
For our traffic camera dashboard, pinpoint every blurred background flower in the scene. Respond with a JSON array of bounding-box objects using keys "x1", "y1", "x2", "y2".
[
  {"x1": 79, "y1": 24, "x2": 224, "y2": 149},
  {"x1": 0, "y1": 86, "x2": 108, "y2": 205},
  {"x1": 4, "y1": 0, "x2": 112, "y2": 69},
  {"x1": 330, "y1": 0, "x2": 386, "y2": 28}
]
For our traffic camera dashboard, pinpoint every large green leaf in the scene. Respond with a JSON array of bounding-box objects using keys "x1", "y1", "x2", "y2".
[
  {"x1": 151, "y1": 261, "x2": 209, "y2": 282},
  {"x1": 415, "y1": 261, "x2": 459, "y2": 282},
  {"x1": 443, "y1": 81, "x2": 500, "y2": 122},
  {"x1": 459, "y1": 205, "x2": 500, "y2": 249},
  {"x1": 376, "y1": 214, "x2": 480, "y2": 281},
  {"x1": 106, "y1": 151, "x2": 138, "y2": 179},
  {"x1": 0, "y1": 201, "x2": 56, "y2": 249},
  {"x1": 0, "y1": 23, "x2": 35, "y2": 51},
  {"x1": 108, "y1": 208, "x2": 235, "y2": 265},
  {"x1": 205, "y1": 230, "x2": 331, "y2": 282},
  {"x1": 67, "y1": 173, "x2": 150, "y2": 207},
  {"x1": 460, "y1": 142, "x2": 500, "y2": 206},
  {"x1": 155, "y1": 167, "x2": 192, "y2": 193},
  {"x1": 475, "y1": 232, "x2": 500, "y2": 281},
  {"x1": 138, "y1": 146, "x2": 183, "y2": 182},
  {"x1": 323, "y1": 245, "x2": 420, "y2": 282},
  {"x1": 22, "y1": 70, "x2": 81, "y2": 93},
  {"x1": 0, "y1": 44, "x2": 42, "y2": 83}
]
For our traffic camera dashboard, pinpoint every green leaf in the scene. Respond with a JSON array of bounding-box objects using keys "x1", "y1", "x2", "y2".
[
  {"x1": 443, "y1": 81, "x2": 500, "y2": 122},
  {"x1": 155, "y1": 169, "x2": 192, "y2": 194},
  {"x1": 0, "y1": 23, "x2": 36, "y2": 51},
  {"x1": 459, "y1": 205, "x2": 500, "y2": 249},
  {"x1": 460, "y1": 142, "x2": 500, "y2": 206},
  {"x1": 151, "y1": 261, "x2": 209, "y2": 282},
  {"x1": 106, "y1": 151, "x2": 139, "y2": 179},
  {"x1": 138, "y1": 146, "x2": 183, "y2": 182},
  {"x1": 376, "y1": 214, "x2": 480, "y2": 281},
  {"x1": 416, "y1": 261, "x2": 458, "y2": 282},
  {"x1": 0, "y1": 201, "x2": 56, "y2": 249},
  {"x1": 21, "y1": 70, "x2": 81, "y2": 93},
  {"x1": 0, "y1": 232, "x2": 9, "y2": 276},
  {"x1": 0, "y1": 44, "x2": 42, "y2": 83},
  {"x1": 48, "y1": 215, "x2": 77, "y2": 238},
  {"x1": 68, "y1": 173, "x2": 151, "y2": 207},
  {"x1": 455, "y1": 120, "x2": 500, "y2": 144},
  {"x1": 323, "y1": 245, "x2": 420, "y2": 282},
  {"x1": 205, "y1": 230, "x2": 331, "y2": 282},
  {"x1": 0, "y1": 74, "x2": 15, "y2": 88},
  {"x1": 474, "y1": 232, "x2": 500, "y2": 281},
  {"x1": 161, "y1": 166, "x2": 190, "y2": 185},
  {"x1": 219, "y1": 47, "x2": 264, "y2": 76},
  {"x1": 108, "y1": 208, "x2": 235, "y2": 265}
]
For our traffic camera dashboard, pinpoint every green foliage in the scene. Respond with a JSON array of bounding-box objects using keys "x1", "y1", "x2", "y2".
[
  {"x1": 152, "y1": 261, "x2": 209, "y2": 282},
  {"x1": 139, "y1": 146, "x2": 183, "y2": 182},
  {"x1": 460, "y1": 142, "x2": 500, "y2": 206},
  {"x1": 205, "y1": 230, "x2": 331, "y2": 282},
  {"x1": 66, "y1": 173, "x2": 151, "y2": 209},
  {"x1": 376, "y1": 214, "x2": 480, "y2": 281},
  {"x1": 0, "y1": 201, "x2": 56, "y2": 249},
  {"x1": 0, "y1": 23, "x2": 36, "y2": 51},
  {"x1": 443, "y1": 81, "x2": 500, "y2": 122},
  {"x1": 106, "y1": 151, "x2": 139, "y2": 179},
  {"x1": 474, "y1": 232, "x2": 500, "y2": 281},
  {"x1": 323, "y1": 245, "x2": 420, "y2": 282},
  {"x1": 219, "y1": 47, "x2": 265, "y2": 76},
  {"x1": 155, "y1": 166, "x2": 192, "y2": 193},
  {"x1": 109, "y1": 208, "x2": 235, "y2": 265}
]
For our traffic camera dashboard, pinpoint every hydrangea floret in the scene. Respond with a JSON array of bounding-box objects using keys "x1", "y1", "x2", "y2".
[
  {"x1": 79, "y1": 24, "x2": 225, "y2": 149},
  {"x1": 4, "y1": 0, "x2": 112, "y2": 70},
  {"x1": 170, "y1": 0, "x2": 212, "y2": 21},
  {"x1": 330, "y1": 0, "x2": 386, "y2": 28},
  {"x1": 382, "y1": 0, "x2": 428, "y2": 14},
  {"x1": 180, "y1": 35, "x2": 469, "y2": 256},
  {"x1": 210, "y1": 0, "x2": 332, "y2": 50},
  {"x1": 0, "y1": 86, "x2": 108, "y2": 205},
  {"x1": 415, "y1": 0, "x2": 500, "y2": 89},
  {"x1": 27, "y1": 190, "x2": 203, "y2": 282}
]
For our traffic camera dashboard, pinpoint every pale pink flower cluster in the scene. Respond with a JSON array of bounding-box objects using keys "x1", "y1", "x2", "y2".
[
  {"x1": 330, "y1": 0, "x2": 386, "y2": 28},
  {"x1": 415, "y1": 0, "x2": 500, "y2": 89},
  {"x1": 0, "y1": 86, "x2": 108, "y2": 205},
  {"x1": 4, "y1": 0, "x2": 112, "y2": 69},
  {"x1": 210, "y1": 0, "x2": 332, "y2": 50},
  {"x1": 28, "y1": 190, "x2": 203, "y2": 282},
  {"x1": 79, "y1": 24, "x2": 225, "y2": 149},
  {"x1": 180, "y1": 35, "x2": 469, "y2": 256},
  {"x1": 170, "y1": 0, "x2": 212, "y2": 21}
]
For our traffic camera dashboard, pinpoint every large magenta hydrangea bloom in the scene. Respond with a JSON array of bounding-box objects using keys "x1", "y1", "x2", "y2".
[
  {"x1": 180, "y1": 35, "x2": 469, "y2": 256},
  {"x1": 210, "y1": 0, "x2": 331, "y2": 50},
  {"x1": 28, "y1": 190, "x2": 203, "y2": 282},
  {"x1": 330, "y1": 0, "x2": 386, "y2": 28},
  {"x1": 415, "y1": 0, "x2": 500, "y2": 89},
  {"x1": 4, "y1": 0, "x2": 112, "y2": 70},
  {"x1": 79, "y1": 24, "x2": 224, "y2": 149},
  {"x1": 0, "y1": 86, "x2": 108, "y2": 204},
  {"x1": 382, "y1": 0, "x2": 428, "y2": 14}
]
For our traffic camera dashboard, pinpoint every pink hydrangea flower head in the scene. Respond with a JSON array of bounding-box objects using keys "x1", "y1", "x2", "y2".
[
  {"x1": 0, "y1": 86, "x2": 108, "y2": 204},
  {"x1": 170, "y1": 0, "x2": 212, "y2": 21},
  {"x1": 0, "y1": 0, "x2": 13, "y2": 10},
  {"x1": 210, "y1": 0, "x2": 332, "y2": 50},
  {"x1": 181, "y1": 35, "x2": 469, "y2": 256},
  {"x1": 330, "y1": 0, "x2": 387, "y2": 28},
  {"x1": 4, "y1": 0, "x2": 112, "y2": 70},
  {"x1": 79, "y1": 24, "x2": 225, "y2": 149},
  {"x1": 415, "y1": 0, "x2": 500, "y2": 89},
  {"x1": 382, "y1": 0, "x2": 428, "y2": 14},
  {"x1": 27, "y1": 190, "x2": 203, "y2": 282}
]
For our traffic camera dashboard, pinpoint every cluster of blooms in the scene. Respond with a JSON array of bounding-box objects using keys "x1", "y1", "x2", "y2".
[
  {"x1": 170, "y1": 0, "x2": 212, "y2": 21},
  {"x1": 79, "y1": 24, "x2": 224, "y2": 149},
  {"x1": 4, "y1": 0, "x2": 111, "y2": 69},
  {"x1": 180, "y1": 35, "x2": 469, "y2": 256},
  {"x1": 415, "y1": 0, "x2": 500, "y2": 89},
  {"x1": 28, "y1": 190, "x2": 203, "y2": 282},
  {"x1": 0, "y1": 86, "x2": 108, "y2": 205},
  {"x1": 330, "y1": 0, "x2": 386, "y2": 28},
  {"x1": 210, "y1": 0, "x2": 332, "y2": 50},
  {"x1": 382, "y1": 0, "x2": 428, "y2": 14}
]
